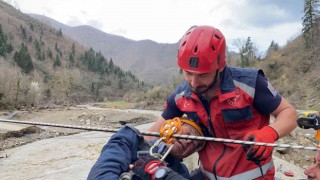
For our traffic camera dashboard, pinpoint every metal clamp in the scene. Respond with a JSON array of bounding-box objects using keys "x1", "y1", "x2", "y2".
[{"x1": 149, "y1": 137, "x2": 174, "y2": 162}]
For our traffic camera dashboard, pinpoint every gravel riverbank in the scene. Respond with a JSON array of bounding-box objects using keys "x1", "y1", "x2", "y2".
[{"x1": 0, "y1": 106, "x2": 310, "y2": 179}]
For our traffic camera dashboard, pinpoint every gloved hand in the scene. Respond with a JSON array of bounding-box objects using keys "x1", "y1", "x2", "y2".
[
  {"x1": 242, "y1": 126, "x2": 279, "y2": 165},
  {"x1": 132, "y1": 155, "x2": 165, "y2": 180}
]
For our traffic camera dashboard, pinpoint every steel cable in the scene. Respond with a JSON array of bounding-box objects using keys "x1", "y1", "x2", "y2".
[{"x1": 0, "y1": 118, "x2": 319, "y2": 151}]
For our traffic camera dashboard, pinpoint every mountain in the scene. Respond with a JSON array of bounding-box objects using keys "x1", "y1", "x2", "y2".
[
  {"x1": 0, "y1": 1, "x2": 149, "y2": 109},
  {"x1": 2, "y1": 1, "x2": 319, "y2": 112},
  {"x1": 30, "y1": 14, "x2": 180, "y2": 86}
]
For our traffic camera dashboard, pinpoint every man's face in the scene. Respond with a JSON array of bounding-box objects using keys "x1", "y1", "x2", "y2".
[
  {"x1": 169, "y1": 123, "x2": 204, "y2": 159},
  {"x1": 183, "y1": 70, "x2": 216, "y2": 94},
  {"x1": 304, "y1": 151, "x2": 320, "y2": 179}
]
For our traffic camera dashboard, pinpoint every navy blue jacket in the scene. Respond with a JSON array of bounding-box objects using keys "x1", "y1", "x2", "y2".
[{"x1": 87, "y1": 126, "x2": 190, "y2": 180}]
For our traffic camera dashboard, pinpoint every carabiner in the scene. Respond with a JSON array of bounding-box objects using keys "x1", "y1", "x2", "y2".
[{"x1": 149, "y1": 137, "x2": 174, "y2": 161}]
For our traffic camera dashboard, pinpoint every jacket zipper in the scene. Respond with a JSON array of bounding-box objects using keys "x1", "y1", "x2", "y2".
[
  {"x1": 213, "y1": 144, "x2": 226, "y2": 180},
  {"x1": 205, "y1": 98, "x2": 225, "y2": 180},
  {"x1": 195, "y1": 94, "x2": 225, "y2": 179}
]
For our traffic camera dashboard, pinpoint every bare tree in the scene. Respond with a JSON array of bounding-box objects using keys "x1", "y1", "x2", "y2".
[
  {"x1": 49, "y1": 69, "x2": 82, "y2": 109},
  {"x1": 0, "y1": 61, "x2": 31, "y2": 108},
  {"x1": 27, "y1": 81, "x2": 42, "y2": 106},
  {"x1": 232, "y1": 37, "x2": 258, "y2": 67}
]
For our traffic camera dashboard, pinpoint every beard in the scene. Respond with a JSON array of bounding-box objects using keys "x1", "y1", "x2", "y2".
[
  {"x1": 190, "y1": 85, "x2": 209, "y2": 95},
  {"x1": 188, "y1": 70, "x2": 220, "y2": 95}
]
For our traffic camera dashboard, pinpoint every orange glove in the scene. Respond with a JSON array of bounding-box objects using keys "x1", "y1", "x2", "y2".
[{"x1": 242, "y1": 126, "x2": 279, "y2": 164}]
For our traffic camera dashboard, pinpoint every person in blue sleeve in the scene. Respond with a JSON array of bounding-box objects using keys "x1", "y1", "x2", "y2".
[{"x1": 87, "y1": 118, "x2": 205, "y2": 180}]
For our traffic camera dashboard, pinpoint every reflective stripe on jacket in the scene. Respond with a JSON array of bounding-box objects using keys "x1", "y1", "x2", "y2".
[{"x1": 172, "y1": 66, "x2": 274, "y2": 179}]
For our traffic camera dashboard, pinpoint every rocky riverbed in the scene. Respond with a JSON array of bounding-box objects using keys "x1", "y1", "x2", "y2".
[{"x1": 0, "y1": 105, "x2": 315, "y2": 179}]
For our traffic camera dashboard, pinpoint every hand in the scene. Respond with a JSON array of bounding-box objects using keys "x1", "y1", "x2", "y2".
[
  {"x1": 170, "y1": 123, "x2": 205, "y2": 159},
  {"x1": 242, "y1": 126, "x2": 279, "y2": 164},
  {"x1": 131, "y1": 155, "x2": 165, "y2": 180}
]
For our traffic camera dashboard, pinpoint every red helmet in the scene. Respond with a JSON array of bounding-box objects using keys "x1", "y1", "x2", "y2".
[{"x1": 177, "y1": 25, "x2": 226, "y2": 73}]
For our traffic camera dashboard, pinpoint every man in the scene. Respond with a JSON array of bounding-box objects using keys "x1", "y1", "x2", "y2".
[
  {"x1": 145, "y1": 25, "x2": 297, "y2": 180},
  {"x1": 299, "y1": 112, "x2": 320, "y2": 180},
  {"x1": 304, "y1": 150, "x2": 320, "y2": 180},
  {"x1": 87, "y1": 118, "x2": 205, "y2": 180}
]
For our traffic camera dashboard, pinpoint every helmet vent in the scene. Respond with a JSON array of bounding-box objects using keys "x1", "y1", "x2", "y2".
[
  {"x1": 189, "y1": 57, "x2": 199, "y2": 68},
  {"x1": 182, "y1": 41, "x2": 187, "y2": 46},
  {"x1": 215, "y1": 34, "x2": 221, "y2": 40},
  {"x1": 211, "y1": 46, "x2": 216, "y2": 51},
  {"x1": 194, "y1": 46, "x2": 198, "y2": 53}
]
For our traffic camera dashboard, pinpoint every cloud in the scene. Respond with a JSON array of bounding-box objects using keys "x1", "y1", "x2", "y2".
[
  {"x1": 3, "y1": 0, "x2": 304, "y2": 52},
  {"x1": 210, "y1": 0, "x2": 304, "y2": 52},
  {"x1": 87, "y1": 19, "x2": 103, "y2": 30},
  {"x1": 109, "y1": 28, "x2": 128, "y2": 37},
  {"x1": 67, "y1": 16, "x2": 83, "y2": 27},
  {"x1": 217, "y1": 0, "x2": 304, "y2": 29},
  {"x1": 249, "y1": 0, "x2": 304, "y2": 18}
]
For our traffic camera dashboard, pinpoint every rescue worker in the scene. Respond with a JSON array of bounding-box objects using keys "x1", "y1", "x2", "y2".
[
  {"x1": 87, "y1": 118, "x2": 205, "y2": 180},
  {"x1": 300, "y1": 111, "x2": 320, "y2": 180},
  {"x1": 145, "y1": 25, "x2": 297, "y2": 180},
  {"x1": 304, "y1": 150, "x2": 320, "y2": 180}
]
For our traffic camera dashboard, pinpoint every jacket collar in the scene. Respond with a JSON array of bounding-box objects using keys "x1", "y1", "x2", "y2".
[{"x1": 218, "y1": 66, "x2": 237, "y2": 102}]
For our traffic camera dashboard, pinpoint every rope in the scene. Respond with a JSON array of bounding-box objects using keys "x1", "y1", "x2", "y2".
[{"x1": 1, "y1": 118, "x2": 319, "y2": 151}]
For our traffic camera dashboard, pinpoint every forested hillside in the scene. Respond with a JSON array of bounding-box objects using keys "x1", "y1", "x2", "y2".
[
  {"x1": 0, "y1": 1, "x2": 150, "y2": 109},
  {"x1": 226, "y1": 0, "x2": 320, "y2": 111},
  {"x1": 250, "y1": 36, "x2": 319, "y2": 111},
  {"x1": 1, "y1": 0, "x2": 319, "y2": 112},
  {"x1": 260, "y1": 0, "x2": 320, "y2": 111},
  {"x1": 30, "y1": 14, "x2": 180, "y2": 86}
]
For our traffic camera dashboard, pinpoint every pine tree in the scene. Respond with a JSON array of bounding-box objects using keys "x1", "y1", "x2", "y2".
[
  {"x1": 68, "y1": 53, "x2": 74, "y2": 68},
  {"x1": 266, "y1": 40, "x2": 279, "y2": 57},
  {"x1": 109, "y1": 58, "x2": 114, "y2": 72},
  {"x1": 0, "y1": 24, "x2": 10, "y2": 56},
  {"x1": 47, "y1": 48, "x2": 53, "y2": 59},
  {"x1": 57, "y1": 28, "x2": 63, "y2": 37},
  {"x1": 240, "y1": 37, "x2": 256, "y2": 67},
  {"x1": 91, "y1": 82, "x2": 95, "y2": 92},
  {"x1": 302, "y1": 0, "x2": 320, "y2": 49},
  {"x1": 71, "y1": 43, "x2": 75, "y2": 54},
  {"x1": 34, "y1": 39, "x2": 42, "y2": 60},
  {"x1": 20, "y1": 25, "x2": 27, "y2": 40},
  {"x1": 53, "y1": 54, "x2": 61, "y2": 69},
  {"x1": 14, "y1": 43, "x2": 34, "y2": 73}
]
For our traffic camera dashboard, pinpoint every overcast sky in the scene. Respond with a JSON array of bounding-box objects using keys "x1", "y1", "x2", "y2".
[{"x1": 5, "y1": 0, "x2": 304, "y2": 53}]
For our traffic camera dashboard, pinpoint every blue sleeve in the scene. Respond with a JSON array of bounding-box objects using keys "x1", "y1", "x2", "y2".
[
  {"x1": 161, "y1": 93, "x2": 184, "y2": 120},
  {"x1": 253, "y1": 73, "x2": 282, "y2": 115},
  {"x1": 87, "y1": 127, "x2": 141, "y2": 180}
]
